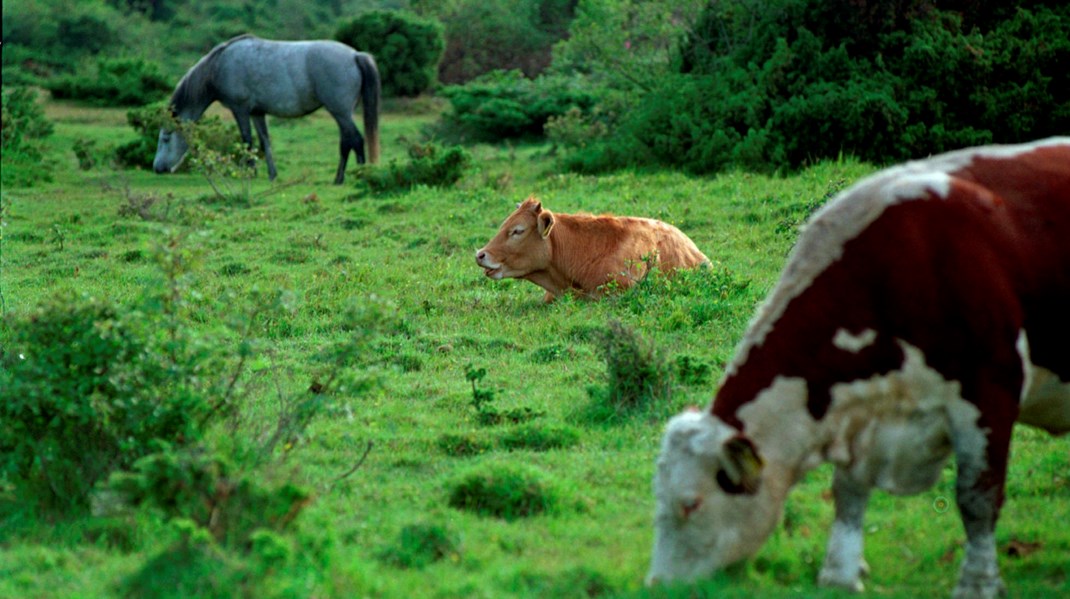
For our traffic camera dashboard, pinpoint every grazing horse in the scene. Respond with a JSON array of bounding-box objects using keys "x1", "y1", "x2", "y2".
[
  {"x1": 153, "y1": 34, "x2": 380, "y2": 184},
  {"x1": 648, "y1": 138, "x2": 1070, "y2": 598}
]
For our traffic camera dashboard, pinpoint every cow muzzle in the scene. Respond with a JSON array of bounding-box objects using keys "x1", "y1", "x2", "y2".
[{"x1": 475, "y1": 249, "x2": 504, "y2": 279}]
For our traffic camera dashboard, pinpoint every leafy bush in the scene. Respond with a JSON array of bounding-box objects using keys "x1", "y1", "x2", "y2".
[
  {"x1": 498, "y1": 423, "x2": 580, "y2": 452},
  {"x1": 448, "y1": 464, "x2": 558, "y2": 520},
  {"x1": 430, "y1": 0, "x2": 575, "y2": 84},
  {"x1": 440, "y1": 70, "x2": 596, "y2": 141},
  {"x1": 564, "y1": 0, "x2": 1070, "y2": 173},
  {"x1": 437, "y1": 431, "x2": 494, "y2": 457},
  {"x1": 115, "y1": 104, "x2": 242, "y2": 172},
  {"x1": 356, "y1": 141, "x2": 471, "y2": 194},
  {"x1": 47, "y1": 57, "x2": 172, "y2": 107},
  {"x1": 0, "y1": 295, "x2": 214, "y2": 512},
  {"x1": 377, "y1": 523, "x2": 460, "y2": 568},
  {"x1": 335, "y1": 10, "x2": 444, "y2": 97},
  {"x1": 107, "y1": 445, "x2": 313, "y2": 547},
  {"x1": 1, "y1": 87, "x2": 55, "y2": 187},
  {"x1": 582, "y1": 320, "x2": 673, "y2": 422}
]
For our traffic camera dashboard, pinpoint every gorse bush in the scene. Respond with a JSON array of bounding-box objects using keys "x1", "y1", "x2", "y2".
[
  {"x1": 335, "y1": 10, "x2": 444, "y2": 97},
  {"x1": 115, "y1": 104, "x2": 243, "y2": 172},
  {"x1": 377, "y1": 523, "x2": 461, "y2": 568},
  {"x1": 564, "y1": 0, "x2": 1070, "y2": 174},
  {"x1": 1, "y1": 87, "x2": 55, "y2": 186},
  {"x1": 356, "y1": 141, "x2": 471, "y2": 194},
  {"x1": 448, "y1": 463, "x2": 558, "y2": 520},
  {"x1": 582, "y1": 320, "x2": 673, "y2": 422},
  {"x1": 440, "y1": 70, "x2": 597, "y2": 141},
  {"x1": 47, "y1": 57, "x2": 172, "y2": 107}
]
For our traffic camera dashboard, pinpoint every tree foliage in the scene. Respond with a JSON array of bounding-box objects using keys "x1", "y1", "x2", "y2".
[{"x1": 335, "y1": 10, "x2": 445, "y2": 97}]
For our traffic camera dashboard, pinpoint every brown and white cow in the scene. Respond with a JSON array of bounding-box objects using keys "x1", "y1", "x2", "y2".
[
  {"x1": 475, "y1": 197, "x2": 710, "y2": 302},
  {"x1": 648, "y1": 138, "x2": 1070, "y2": 598}
]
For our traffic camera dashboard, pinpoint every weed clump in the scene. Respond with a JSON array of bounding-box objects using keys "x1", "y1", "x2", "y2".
[
  {"x1": 377, "y1": 523, "x2": 460, "y2": 569},
  {"x1": 437, "y1": 432, "x2": 493, "y2": 457},
  {"x1": 499, "y1": 423, "x2": 580, "y2": 452},
  {"x1": 356, "y1": 141, "x2": 470, "y2": 195},
  {"x1": 448, "y1": 464, "x2": 558, "y2": 520},
  {"x1": 582, "y1": 320, "x2": 673, "y2": 423}
]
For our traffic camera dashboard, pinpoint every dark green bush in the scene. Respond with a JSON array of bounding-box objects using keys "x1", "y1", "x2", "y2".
[
  {"x1": 581, "y1": 320, "x2": 673, "y2": 423},
  {"x1": 356, "y1": 141, "x2": 471, "y2": 194},
  {"x1": 1, "y1": 87, "x2": 55, "y2": 186},
  {"x1": 498, "y1": 423, "x2": 580, "y2": 452},
  {"x1": 115, "y1": 104, "x2": 242, "y2": 171},
  {"x1": 335, "y1": 10, "x2": 444, "y2": 97},
  {"x1": 377, "y1": 523, "x2": 460, "y2": 568},
  {"x1": 567, "y1": 0, "x2": 1070, "y2": 173},
  {"x1": 448, "y1": 464, "x2": 558, "y2": 520},
  {"x1": 431, "y1": 0, "x2": 575, "y2": 84},
  {"x1": 0, "y1": 295, "x2": 214, "y2": 512},
  {"x1": 437, "y1": 432, "x2": 494, "y2": 457},
  {"x1": 48, "y1": 57, "x2": 172, "y2": 107},
  {"x1": 440, "y1": 70, "x2": 597, "y2": 141}
]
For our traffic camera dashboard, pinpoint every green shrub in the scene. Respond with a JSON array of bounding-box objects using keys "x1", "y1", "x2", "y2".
[
  {"x1": 567, "y1": 0, "x2": 1070, "y2": 174},
  {"x1": 356, "y1": 141, "x2": 470, "y2": 194},
  {"x1": 437, "y1": 432, "x2": 494, "y2": 457},
  {"x1": 107, "y1": 445, "x2": 313, "y2": 547},
  {"x1": 582, "y1": 320, "x2": 673, "y2": 422},
  {"x1": 48, "y1": 57, "x2": 172, "y2": 107},
  {"x1": 115, "y1": 104, "x2": 242, "y2": 171},
  {"x1": 335, "y1": 10, "x2": 444, "y2": 97},
  {"x1": 498, "y1": 423, "x2": 580, "y2": 452},
  {"x1": 377, "y1": 523, "x2": 460, "y2": 568},
  {"x1": 0, "y1": 295, "x2": 212, "y2": 512},
  {"x1": 448, "y1": 463, "x2": 558, "y2": 520},
  {"x1": 431, "y1": 0, "x2": 575, "y2": 84},
  {"x1": 440, "y1": 70, "x2": 596, "y2": 141},
  {"x1": 1, "y1": 87, "x2": 55, "y2": 187}
]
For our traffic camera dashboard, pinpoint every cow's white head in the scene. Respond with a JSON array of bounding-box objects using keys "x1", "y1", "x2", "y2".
[
  {"x1": 647, "y1": 410, "x2": 780, "y2": 585},
  {"x1": 475, "y1": 197, "x2": 555, "y2": 280}
]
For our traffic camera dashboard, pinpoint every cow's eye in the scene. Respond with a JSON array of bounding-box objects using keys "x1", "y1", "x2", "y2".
[{"x1": 510, "y1": 227, "x2": 525, "y2": 237}]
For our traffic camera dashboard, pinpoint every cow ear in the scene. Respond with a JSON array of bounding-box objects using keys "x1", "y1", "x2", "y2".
[
  {"x1": 538, "y1": 212, "x2": 555, "y2": 238},
  {"x1": 716, "y1": 435, "x2": 763, "y2": 495}
]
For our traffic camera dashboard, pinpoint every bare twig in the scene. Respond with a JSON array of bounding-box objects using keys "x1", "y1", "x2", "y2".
[{"x1": 329, "y1": 441, "x2": 374, "y2": 491}]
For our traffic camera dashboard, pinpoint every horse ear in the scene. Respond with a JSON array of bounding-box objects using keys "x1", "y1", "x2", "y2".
[
  {"x1": 716, "y1": 435, "x2": 763, "y2": 495},
  {"x1": 538, "y1": 211, "x2": 554, "y2": 238}
]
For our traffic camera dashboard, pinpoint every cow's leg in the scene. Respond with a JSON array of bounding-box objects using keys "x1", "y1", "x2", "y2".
[
  {"x1": 819, "y1": 468, "x2": 871, "y2": 592},
  {"x1": 330, "y1": 110, "x2": 363, "y2": 185},
  {"x1": 251, "y1": 114, "x2": 276, "y2": 181},
  {"x1": 950, "y1": 385, "x2": 1016, "y2": 599}
]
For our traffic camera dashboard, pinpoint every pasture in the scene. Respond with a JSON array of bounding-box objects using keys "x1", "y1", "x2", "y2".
[{"x1": 1, "y1": 97, "x2": 1067, "y2": 598}]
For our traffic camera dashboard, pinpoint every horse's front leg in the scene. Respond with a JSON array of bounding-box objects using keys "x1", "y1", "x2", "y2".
[
  {"x1": 818, "y1": 468, "x2": 871, "y2": 592},
  {"x1": 230, "y1": 110, "x2": 265, "y2": 178},
  {"x1": 252, "y1": 114, "x2": 276, "y2": 181}
]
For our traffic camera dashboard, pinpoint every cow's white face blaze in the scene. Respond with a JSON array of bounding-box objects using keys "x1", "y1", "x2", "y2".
[
  {"x1": 475, "y1": 198, "x2": 555, "y2": 280},
  {"x1": 153, "y1": 128, "x2": 189, "y2": 174},
  {"x1": 647, "y1": 411, "x2": 775, "y2": 585}
]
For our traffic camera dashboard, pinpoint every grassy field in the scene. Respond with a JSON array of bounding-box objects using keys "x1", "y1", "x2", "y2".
[{"x1": 1, "y1": 98, "x2": 1067, "y2": 599}]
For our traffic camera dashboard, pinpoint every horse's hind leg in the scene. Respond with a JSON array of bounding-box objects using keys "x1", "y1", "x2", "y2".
[
  {"x1": 331, "y1": 112, "x2": 364, "y2": 185},
  {"x1": 252, "y1": 114, "x2": 277, "y2": 181}
]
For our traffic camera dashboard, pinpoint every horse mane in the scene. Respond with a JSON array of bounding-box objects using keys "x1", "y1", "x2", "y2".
[{"x1": 170, "y1": 33, "x2": 258, "y2": 114}]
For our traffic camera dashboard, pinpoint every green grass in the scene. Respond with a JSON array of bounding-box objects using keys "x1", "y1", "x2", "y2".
[{"x1": 1, "y1": 97, "x2": 1067, "y2": 598}]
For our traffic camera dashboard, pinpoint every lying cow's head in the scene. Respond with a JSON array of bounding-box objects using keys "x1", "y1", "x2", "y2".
[
  {"x1": 475, "y1": 197, "x2": 555, "y2": 280},
  {"x1": 647, "y1": 410, "x2": 779, "y2": 585}
]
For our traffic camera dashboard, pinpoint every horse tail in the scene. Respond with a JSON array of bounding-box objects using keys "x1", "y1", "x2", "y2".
[{"x1": 355, "y1": 53, "x2": 381, "y2": 164}]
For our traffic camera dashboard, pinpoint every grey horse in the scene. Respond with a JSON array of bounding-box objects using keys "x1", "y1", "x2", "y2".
[{"x1": 153, "y1": 34, "x2": 380, "y2": 184}]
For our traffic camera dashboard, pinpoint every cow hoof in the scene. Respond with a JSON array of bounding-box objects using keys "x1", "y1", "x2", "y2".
[
  {"x1": 952, "y1": 578, "x2": 1006, "y2": 599},
  {"x1": 818, "y1": 570, "x2": 864, "y2": 593}
]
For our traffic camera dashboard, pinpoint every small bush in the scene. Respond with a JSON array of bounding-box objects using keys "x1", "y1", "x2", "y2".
[
  {"x1": 498, "y1": 423, "x2": 580, "y2": 452},
  {"x1": 440, "y1": 70, "x2": 596, "y2": 141},
  {"x1": 581, "y1": 320, "x2": 673, "y2": 423},
  {"x1": 437, "y1": 432, "x2": 493, "y2": 457},
  {"x1": 675, "y1": 355, "x2": 713, "y2": 386},
  {"x1": 1, "y1": 87, "x2": 55, "y2": 187},
  {"x1": 377, "y1": 523, "x2": 460, "y2": 568},
  {"x1": 48, "y1": 57, "x2": 172, "y2": 107},
  {"x1": 335, "y1": 10, "x2": 444, "y2": 97},
  {"x1": 115, "y1": 104, "x2": 241, "y2": 171},
  {"x1": 448, "y1": 463, "x2": 558, "y2": 520},
  {"x1": 356, "y1": 141, "x2": 470, "y2": 194}
]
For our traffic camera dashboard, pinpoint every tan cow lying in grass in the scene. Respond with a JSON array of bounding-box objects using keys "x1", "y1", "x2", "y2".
[
  {"x1": 475, "y1": 197, "x2": 710, "y2": 302},
  {"x1": 648, "y1": 137, "x2": 1070, "y2": 598}
]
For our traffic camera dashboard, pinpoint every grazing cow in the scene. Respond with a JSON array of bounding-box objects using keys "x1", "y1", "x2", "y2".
[
  {"x1": 475, "y1": 197, "x2": 710, "y2": 302},
  {"x1": 648, "y1": 138, "x2": 1070, "y2": 598}
]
